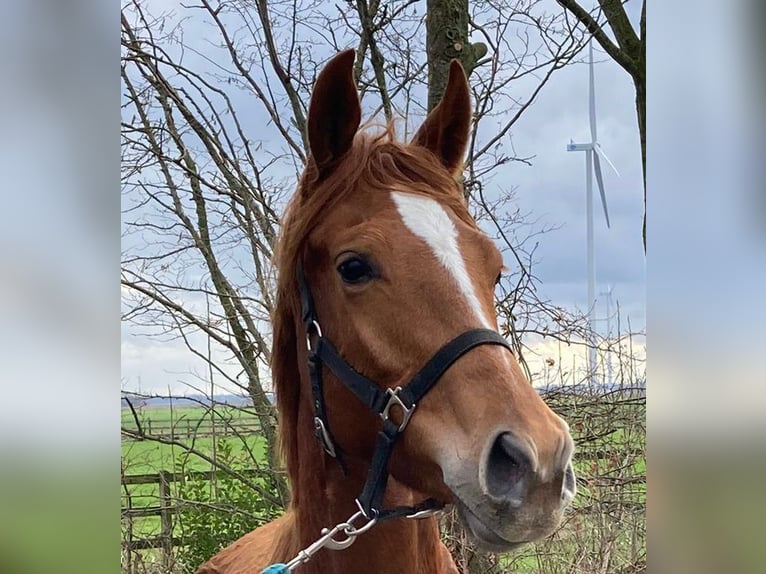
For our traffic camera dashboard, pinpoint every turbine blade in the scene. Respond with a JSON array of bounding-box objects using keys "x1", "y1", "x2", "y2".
[
  {"x1": 589, "y1": 41, "x2": 597, "y2": 143},
  {"x1": 593, "y1": 152, "x2": 611, "y2": 228},
  {"x1": 593, "y1": 142, "x2": 620, "y2": 176}
]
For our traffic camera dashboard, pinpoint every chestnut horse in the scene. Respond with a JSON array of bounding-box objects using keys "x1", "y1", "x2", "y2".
[{"x1": 197, "y1": 51, "x2": 576, "y2": 574}]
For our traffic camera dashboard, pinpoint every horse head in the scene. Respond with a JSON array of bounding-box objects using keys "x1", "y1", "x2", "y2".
[{"x1": 273, "y1": 50, "x2": 576, "y2": 552}]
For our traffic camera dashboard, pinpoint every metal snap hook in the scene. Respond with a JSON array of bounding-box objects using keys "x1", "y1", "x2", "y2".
[{"x1": 321, "y1": 522, "x2": 357, "y2": 551}]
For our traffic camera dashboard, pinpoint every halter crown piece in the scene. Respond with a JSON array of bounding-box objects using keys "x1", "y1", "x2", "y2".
[{"x1": 260, "y1": 262, "x2": 513, "y2": 572}]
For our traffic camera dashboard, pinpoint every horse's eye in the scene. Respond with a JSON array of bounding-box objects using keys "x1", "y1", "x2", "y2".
[{"x1": 337, "y1": 257, "x2": 374, "y2": 284}]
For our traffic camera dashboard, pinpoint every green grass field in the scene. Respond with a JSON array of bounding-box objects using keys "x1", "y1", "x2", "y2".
[
  {"x1": 122, "y1": 435, "x2": 268, "y2": 475},
  {"x1": 122, "y1": 405, "x2": 257, "y2": 429},
  {"x1": 122, "y1": 406, "x2": 269, "y2": 542}
]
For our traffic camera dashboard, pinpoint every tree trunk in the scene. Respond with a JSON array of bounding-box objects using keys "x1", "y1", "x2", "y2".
[
  {"x1": 635, "y1": 72, "x2": 646, "y2": 249},
  {"x1": 637, "y1": 0, "x2": 646, "y2": 250},
  {"x1": 426, "y1": 0, "x2": 485, "y2": 111},
  {"x1": 426, "y1": 5, "x2": 497, "y2": 571}
]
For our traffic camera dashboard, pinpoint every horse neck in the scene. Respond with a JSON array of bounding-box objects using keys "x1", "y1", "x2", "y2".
[{"x1": 283, "y1": 390, "x2": 445, "y2": 574}]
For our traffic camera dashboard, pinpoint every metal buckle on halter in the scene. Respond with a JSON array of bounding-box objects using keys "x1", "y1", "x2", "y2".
[
  {"x1": 380, "y1": 387, "x2": 415, "y2": 432},
  {"x1": 305, "y1": 319, "x2": 323, "y2": 352},
  {"x1": 314, "y1": 416, "x2": 337, "y2": 458}
]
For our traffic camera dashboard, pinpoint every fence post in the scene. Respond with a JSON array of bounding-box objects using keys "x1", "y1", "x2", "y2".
[
  {"x1": 122, "y1": 474, "x2": 135, "y2": 574},
  {"x1": 158, "y1": 470, "x2": 173, "y2": 568}
]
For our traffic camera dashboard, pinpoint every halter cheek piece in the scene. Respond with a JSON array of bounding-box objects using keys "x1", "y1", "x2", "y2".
[{"x1": 296, "y1": 262, "x2": 512, "y2": 521}]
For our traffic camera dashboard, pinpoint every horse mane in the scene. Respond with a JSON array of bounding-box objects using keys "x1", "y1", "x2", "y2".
[{"x1": 270, "y1": 123, "x2": 477, "y2": 504}]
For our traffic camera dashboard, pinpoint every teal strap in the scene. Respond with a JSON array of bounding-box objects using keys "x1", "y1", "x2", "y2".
[{"x1": 261, "y1": 565, "x2": 290, "y2": 574}]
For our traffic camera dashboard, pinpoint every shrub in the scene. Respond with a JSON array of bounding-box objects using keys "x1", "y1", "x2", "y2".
[{"x1": 173, "y1": 439, "x2": 283, "y2": 572}]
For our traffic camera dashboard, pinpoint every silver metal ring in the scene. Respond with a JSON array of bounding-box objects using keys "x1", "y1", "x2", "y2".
[
  {"x1": 406, "y1": 506, "x2": 444, "y2": 520},
  {"x1": 344, "y1": 510, "x2": 378, "y2": 536}
]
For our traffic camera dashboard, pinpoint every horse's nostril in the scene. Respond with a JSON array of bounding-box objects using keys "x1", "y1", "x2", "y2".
[{"x1": 485, "y1": 432, "x2": 532, "y2": 500}]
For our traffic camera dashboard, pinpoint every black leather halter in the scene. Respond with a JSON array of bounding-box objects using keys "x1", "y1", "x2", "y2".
[{"x1": 296, "y1": 262, "x2": 513, "y2": 521}]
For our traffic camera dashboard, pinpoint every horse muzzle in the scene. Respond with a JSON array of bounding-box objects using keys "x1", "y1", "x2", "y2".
[{"x1": 445, "y1": 430, "x2": 577, "y2": 551}]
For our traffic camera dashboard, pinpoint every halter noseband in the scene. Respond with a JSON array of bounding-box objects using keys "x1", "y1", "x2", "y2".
[{"x1": 296, "y1": 261, "x2": 512, "y2": 521}]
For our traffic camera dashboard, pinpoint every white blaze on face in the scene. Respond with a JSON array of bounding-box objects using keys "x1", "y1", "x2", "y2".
[{"x1": 391, "y1": 192, "x2": 493, "y2": 329}]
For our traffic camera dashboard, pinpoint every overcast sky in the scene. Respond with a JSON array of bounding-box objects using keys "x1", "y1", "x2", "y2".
[
  {"x1": 121, "y1": 0, "x2": 645, "y2": 395},
  {"x1": 504, "y1": 38, "x2": 646, "y2": 330}
]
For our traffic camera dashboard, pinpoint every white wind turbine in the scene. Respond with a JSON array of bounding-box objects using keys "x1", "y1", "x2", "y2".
[
  {"x1": 566, "y1": 40, "x2": 619, "y2": 383},
  {"x1": 599, "y1": 284, "x2": 616, "y2": 384}
]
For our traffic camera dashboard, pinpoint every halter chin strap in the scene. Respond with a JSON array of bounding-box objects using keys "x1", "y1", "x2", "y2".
[{"x1": 296, "y1": 262, "x2": 513, "y2": 520}]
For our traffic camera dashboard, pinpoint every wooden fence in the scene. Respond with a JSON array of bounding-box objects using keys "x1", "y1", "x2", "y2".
[
  {"x1": 122, "y1": 470, "x2": 176, "y2": 559},
  {"x1": 121, "y1": 468, "x2": 263, "y2": 567},
  {"x1": 121, "y1": 418, "x2": 262, "y2": 441}
]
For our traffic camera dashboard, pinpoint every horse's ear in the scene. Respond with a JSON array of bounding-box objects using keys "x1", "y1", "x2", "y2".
[
  {"x1": 306, "y1": 50, "x2": 361, "y2": 180},
  {"x1": 411, "y1": 60, "x2": 472, "y2": 175}
]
